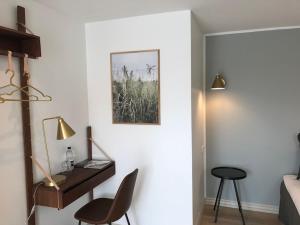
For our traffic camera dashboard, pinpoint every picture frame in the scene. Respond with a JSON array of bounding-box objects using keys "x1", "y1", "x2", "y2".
[{"x1": 110, "y1": 49, "x2": 160, "y2": 125}]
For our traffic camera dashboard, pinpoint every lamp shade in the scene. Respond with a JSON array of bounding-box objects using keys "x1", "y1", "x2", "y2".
[
  {"x1": 211, "y1": 73, "x2": 226, "y2": 90},
  {"x1": 57, "y1": 118, "x2": 76, "y2": 140}
]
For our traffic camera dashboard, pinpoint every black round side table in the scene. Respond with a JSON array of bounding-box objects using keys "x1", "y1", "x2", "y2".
[{"x1": 211, "y1": 167, "x2": 247, "y2": 225}]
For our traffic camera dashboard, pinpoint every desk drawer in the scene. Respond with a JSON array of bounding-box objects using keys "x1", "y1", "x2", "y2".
[
  {"x1": 35, "y1": 162, "x2": 115, "y2": 209},
  {"x1": 60, "y1": 163, "x2": 115, "y2": 208}
]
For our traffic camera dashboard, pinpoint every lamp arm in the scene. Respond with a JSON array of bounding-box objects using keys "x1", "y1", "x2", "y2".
[{"x1": 42, "y1": 116, "x2": 61, "y2": 176}]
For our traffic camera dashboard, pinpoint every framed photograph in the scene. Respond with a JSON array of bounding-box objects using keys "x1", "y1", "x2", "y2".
[{"x1": 110, "y1": 49, "x2": 160, "y2": 124}]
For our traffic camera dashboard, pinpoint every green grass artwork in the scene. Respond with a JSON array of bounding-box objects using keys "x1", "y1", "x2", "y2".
[{"x1": 110, "y1": 50, "x2": 160, "y2": 124}]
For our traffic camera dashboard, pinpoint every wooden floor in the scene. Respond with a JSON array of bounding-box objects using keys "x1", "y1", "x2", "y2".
[{"x1": 200, "y1": 205, "x2": 283, "y2": 225}]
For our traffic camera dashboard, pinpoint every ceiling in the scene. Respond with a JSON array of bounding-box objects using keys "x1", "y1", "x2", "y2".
[{"x1": 33, "y1": 0, "x2": 300, "y2": 33}]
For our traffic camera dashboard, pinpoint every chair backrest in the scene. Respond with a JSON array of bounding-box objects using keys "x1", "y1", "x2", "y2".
[{"x1": 107, "y1": 169, "x2": 138, "y2": 222}]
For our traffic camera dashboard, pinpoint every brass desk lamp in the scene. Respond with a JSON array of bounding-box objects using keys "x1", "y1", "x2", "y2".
[{"x1": 42, "y1": 116, "x2": 75, "y2": 187}]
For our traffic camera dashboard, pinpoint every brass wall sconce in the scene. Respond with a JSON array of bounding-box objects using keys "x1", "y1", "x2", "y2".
[
  {"x1": 42, "y1": 116, "x2": 75, "y2": 187},
  {"x1": 211, "y1": 73, "x2": 226, "y2": 90}
]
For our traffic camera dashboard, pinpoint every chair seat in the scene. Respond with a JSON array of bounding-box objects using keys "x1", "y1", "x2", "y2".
[{"x1": 75, "y1": 198, "x2": 113, "y2": 224}]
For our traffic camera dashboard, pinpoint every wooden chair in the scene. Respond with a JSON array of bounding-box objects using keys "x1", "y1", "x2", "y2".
[{"x1": 74, "y1": 169, "x2": 138, "y2": 225}]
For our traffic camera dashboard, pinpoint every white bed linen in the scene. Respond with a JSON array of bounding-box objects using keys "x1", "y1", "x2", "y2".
[{"x1": 283, "y1": 175, "x2": 300, "y2": 215}]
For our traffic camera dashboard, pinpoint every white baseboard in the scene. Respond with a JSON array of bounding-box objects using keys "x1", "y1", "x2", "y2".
[{"x1": 205, "y1": 198, "x2": 279, "y2": 214}]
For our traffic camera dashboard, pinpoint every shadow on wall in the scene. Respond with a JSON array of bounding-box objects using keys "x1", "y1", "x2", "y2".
[
  {"x1": 130, "y1": 166, "x2": 146, "y2": 225},
  {"x1": 0, "y1": 103, "x2": 23, "y2": 165}
]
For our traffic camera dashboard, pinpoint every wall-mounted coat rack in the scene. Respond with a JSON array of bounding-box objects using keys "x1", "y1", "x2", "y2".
[
  {"x1": 0, "y1": 51, "x2": 52, "y2": 102},
  {"x1": 0, "y1": 6, "x2": 42, "y2": 225},
  {"x1": 0, "y1": 24, "x2": 41, "y2": 58}
]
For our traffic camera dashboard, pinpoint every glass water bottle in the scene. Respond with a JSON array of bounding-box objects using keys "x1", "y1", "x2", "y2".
[{"x1": 66, "y1": 146, "x2": 75, "y2": 170}]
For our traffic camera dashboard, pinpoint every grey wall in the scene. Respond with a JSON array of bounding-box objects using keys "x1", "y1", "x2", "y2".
[{"x1": 206, "y1": 29, "x2": 300, "y2": 206}]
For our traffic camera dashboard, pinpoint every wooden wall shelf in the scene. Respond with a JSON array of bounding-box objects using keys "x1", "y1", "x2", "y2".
[{"x1": 0, "y1": 25, "x2": 41, "y2": 58}]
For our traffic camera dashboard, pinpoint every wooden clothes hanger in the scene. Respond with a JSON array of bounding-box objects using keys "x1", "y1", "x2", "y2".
[{"x1": 0, "y1": 51, "x2": 52, "y2": 102}]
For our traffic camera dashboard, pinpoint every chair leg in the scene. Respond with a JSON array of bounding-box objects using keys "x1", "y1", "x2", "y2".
[{"x1": 125, "y1": 213, "x2": 131, "y2": 225}]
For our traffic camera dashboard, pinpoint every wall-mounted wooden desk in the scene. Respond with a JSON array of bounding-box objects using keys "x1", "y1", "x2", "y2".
[{"x1": 34, "y1": 161, "x2": 115, "y2": 209}]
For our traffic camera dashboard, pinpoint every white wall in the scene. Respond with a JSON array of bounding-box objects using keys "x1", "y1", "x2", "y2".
[
  {"x1": 0, "y1": 1, "x2": 89, "y2": 225},
  {"x1": 86, "y1": 11, "x2": 194, "y2": 225},
  {"x1": 191, "y1": 14, "x2": 205, "y2": 225}
]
